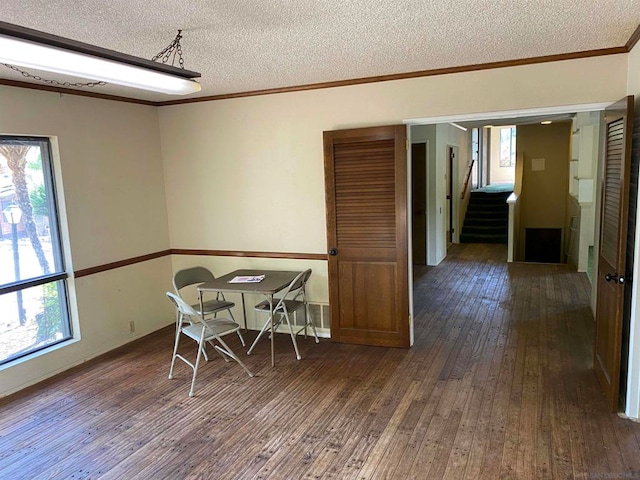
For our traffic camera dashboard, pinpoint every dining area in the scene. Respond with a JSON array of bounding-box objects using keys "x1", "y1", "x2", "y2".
[{"x1": 166, "y1": 266, "x2": 321, "y2": 397}]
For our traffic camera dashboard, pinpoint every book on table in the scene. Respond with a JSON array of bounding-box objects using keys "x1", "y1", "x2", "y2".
[{"x1": 228, "y1": 274, "x2": 265, "y2": 283}]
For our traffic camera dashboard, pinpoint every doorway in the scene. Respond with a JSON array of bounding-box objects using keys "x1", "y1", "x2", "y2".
[
  {"x1": 446, "y1": 146, "x2": 454, "y2": 245},
  {"x1": 412, "y1": 142, "x2": 427, "y2": 265},
  {"x1": 405, "y1": 101, "x2": 637, "y2": 415}
]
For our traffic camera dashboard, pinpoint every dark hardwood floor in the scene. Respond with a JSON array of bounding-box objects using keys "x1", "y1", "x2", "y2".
[{"x1": 2, "y1": 243, "x2": 640, "y2": 479}]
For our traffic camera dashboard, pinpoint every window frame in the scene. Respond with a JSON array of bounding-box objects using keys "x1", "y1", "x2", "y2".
[
  {"x1": 0, "y1": 135, "x2": 72, "y2": 365},
  {"x1": 499, "y1": 126, "x2": 517, "y2": 168}
]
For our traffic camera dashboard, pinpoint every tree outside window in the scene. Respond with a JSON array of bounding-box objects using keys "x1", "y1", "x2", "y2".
[
  {"x1": 0, "y1": 137, "x2": 71, "y2": 365},
  {"x1": 499, "y1": 127, "x2": 516, "y2": 167}
]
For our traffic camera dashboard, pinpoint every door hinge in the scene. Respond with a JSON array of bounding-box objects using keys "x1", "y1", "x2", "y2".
[
  {"x1": 409, "y1": 314, "x2": 412, "y2": 325},
  {"x1": 406, "y1": 138, "x2": 410, "y2": 151}
]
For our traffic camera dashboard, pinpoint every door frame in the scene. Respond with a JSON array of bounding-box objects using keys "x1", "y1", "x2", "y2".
[
  {"x1": 403, "y1": 100, "x2": 640, "y2": 419},
  {"x1": 407, "y1": 128, "x2": 415, "y2": 346},
  {"x1": 446, "y1": 145, "x2": 454, "y2": 244}
]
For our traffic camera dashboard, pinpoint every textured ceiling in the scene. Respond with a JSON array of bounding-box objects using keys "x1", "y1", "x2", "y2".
[{"x1": 1, "y1": 0, "x2": 639, "y2": 103}]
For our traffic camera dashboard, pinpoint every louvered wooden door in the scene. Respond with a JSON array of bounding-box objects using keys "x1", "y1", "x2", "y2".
[
  {"x1": 323, "y1": 125, "x2": 409, "y2": 347},
  {"x1": 594, "y1": 96, "x2": 634, "y2": 411}
]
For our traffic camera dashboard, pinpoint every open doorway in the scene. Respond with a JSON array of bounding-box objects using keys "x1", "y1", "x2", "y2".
[
  {"x1": 445, "y1": 145, "x2": 455, "y2": 246},
  {"x1": 411, "y1": 142, "x2": 427, "y2": 266},
  {"x1": 406, "y1": 100, "x2": 638, "y2": 415},
  {"x1": 410, "y1": 108, "x2": 602, "y2": 271}
]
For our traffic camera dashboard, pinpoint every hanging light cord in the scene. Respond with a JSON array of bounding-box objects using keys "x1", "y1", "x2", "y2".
[
  {"x1": 2, "y1": 63, "x2": 107, "y2": 87},
  {"x1": 152, "y1": 30, "x2": 186, "y2": 69}
]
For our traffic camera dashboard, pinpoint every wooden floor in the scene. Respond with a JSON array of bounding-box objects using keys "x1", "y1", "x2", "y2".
[{"x1": 3, "y1": 243, "x2": 640, "y2": 479}]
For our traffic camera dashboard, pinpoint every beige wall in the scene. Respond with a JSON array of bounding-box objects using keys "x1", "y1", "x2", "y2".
[
  {"x1": 0, "y1": 87, "x2": 174, "y2": 396},
  {"x1": 158, "y1": 54, "x2": 627, "y2": 270},
  {"x1": 517, "y1": 122, "x2": 572, "y2": 260},
  {"x1": 629, "y1": 43, "x2": 640, "y2": 100},
  {"x1": 0, "y1": 52, "x2": 631, "y2": 398}
]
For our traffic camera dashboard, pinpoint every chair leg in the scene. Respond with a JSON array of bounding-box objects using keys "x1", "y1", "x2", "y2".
[
  {"x1": 283, "y1": 312, "x2": 301, "y2": 360},
  {"x1": 247, "y1": 315, "x2": 273, "y2": 355},
  {"x1": 226, "y1": 308, "x2": 245, "y2": 346},
  {"x1": 189, "y1": 332, "x2": 206, "y2": 397},
  {"x1": 215, "y1": 337, "x2": 254, "y2": 377},
  {"x1": 168, "y1": 324, "x2": 182, "y2": 380},
  {"x1": 208, "y1": 339, "x2": 230, "y2": 362},
  {"x1": 306, "y1": 303, "x2": 320, "y2": 343}
]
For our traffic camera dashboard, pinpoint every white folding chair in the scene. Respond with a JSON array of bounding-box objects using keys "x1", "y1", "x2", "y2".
[
  {"x1": 173, "y1": 266, "x2": 245, "y2": 351},
  {"x1": 247, "y1": 269, "x2": 319, "y2": 360},
  {"x1": 167, "y1": 292, "x2": 253, "y2": 397}
]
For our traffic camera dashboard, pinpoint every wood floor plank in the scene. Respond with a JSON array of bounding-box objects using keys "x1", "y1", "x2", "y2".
[{"x1": 3, "y1": 243, "x2": 640, "y2": 479}]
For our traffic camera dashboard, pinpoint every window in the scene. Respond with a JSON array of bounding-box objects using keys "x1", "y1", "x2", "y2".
[
  {"x1": 471, "y1": 127, "x2": 480, "y2": 188},
  {"x1": 0, "y1": 137, "x2": 71, "y2": 365},
  {"x1": 499, "y1": 126, "x2": 516, "y2": 167}
]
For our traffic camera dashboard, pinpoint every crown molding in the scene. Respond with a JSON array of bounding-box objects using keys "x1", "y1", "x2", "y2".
[
  {"x1": 156, "y1": 46, "x2": 627, "y2": 107},
  {"x1": 627, "y1": 23, "x2": 640, "y2": 51},
  {"x1": 2, "y1": 22, "x2": 638, "y2": 106},
  {"x1": 0, "y1": 78, "x2": 156, "y2": 105}
]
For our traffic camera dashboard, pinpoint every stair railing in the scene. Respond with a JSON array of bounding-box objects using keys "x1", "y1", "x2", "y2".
[{"x1": 460, "y1": 158, "x2": 475, "y2": 199}]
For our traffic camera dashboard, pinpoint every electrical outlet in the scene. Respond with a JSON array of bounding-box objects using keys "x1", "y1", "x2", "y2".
[{"x1": 129, "y1": 320, "x2": 135, "y2": 333}]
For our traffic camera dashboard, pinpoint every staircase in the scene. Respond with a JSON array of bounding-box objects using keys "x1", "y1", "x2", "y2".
[{"x1": 460, "y1": 190, "x2": 512, "y2": 244}]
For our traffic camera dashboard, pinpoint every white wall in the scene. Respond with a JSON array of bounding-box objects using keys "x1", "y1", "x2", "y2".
[
  {"x1": 409, "y1": 123, "x2": 467, "y2": 265},
  {"x1": 625, "y1": 42, "x2": 640, "y2": 419},
  {"x1": 441, "y1": 125, "x2": 469, "y2": 244},
  {"x1": 0, "y1": 87, "x2": 174, "y2": 397},
  {"x1": 423, "y1": 126, "x2": 438, "y2": 264}
]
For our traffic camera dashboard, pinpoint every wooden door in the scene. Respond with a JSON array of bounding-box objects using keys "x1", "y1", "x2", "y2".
[
  {"x1": 594, "y1": 96, "x2": 634, "y2": 411},
  {"x1": 412, "y1": 143, "x2": 427, "y2": 265},
  {"x1": 446, "y1": 146, "x2": 454, "y2": 244},
  {"x1": 323, "y1": 125, "x2": 410, "y2": 348}
]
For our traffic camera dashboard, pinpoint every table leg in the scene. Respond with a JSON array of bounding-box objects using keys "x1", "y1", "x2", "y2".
[
  {"x1": 269, "y1": 294, "x2": 275, "y2": 367},
  {"x1": 241, "y1": 293, "x2": 247, "y2": 332}
]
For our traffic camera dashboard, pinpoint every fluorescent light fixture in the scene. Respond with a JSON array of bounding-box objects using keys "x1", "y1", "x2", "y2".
[
  {"x1": 0, "y1": 21, "x2": 201, "y2": 95},
  {"x1": 449, "y1": 122, "x2": 468, "y2": 131},
  {"x1": 541, "y1": 120, "x2": 552, "y2": 125}
]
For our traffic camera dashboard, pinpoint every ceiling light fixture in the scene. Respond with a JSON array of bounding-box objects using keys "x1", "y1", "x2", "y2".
[
  {"x1": 541, "y1": 121, "x2": 552, "y2": 125},
  {"x1": 0, "y1": 21, "x2": 201, "y2": 95}
]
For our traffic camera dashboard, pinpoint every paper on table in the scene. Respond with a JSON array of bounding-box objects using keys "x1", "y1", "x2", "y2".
[{"x1": 228, "y1": 274, "x2": 265, "y2": 283}]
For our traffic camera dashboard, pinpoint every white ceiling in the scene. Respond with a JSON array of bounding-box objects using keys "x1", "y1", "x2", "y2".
[{"x1": 1, "y1": 0, "x2": 639, "y2": 103}]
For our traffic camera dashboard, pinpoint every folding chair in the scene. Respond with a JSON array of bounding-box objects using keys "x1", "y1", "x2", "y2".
[
  {"x1": 247, "y1": 268, "x2": 319, "y2": 360},
  {"x1": 167, "y1": 292, "x2": 253, "y2": 397},
  {"x1": 173, "y1": 266, "x2": 245, "y2": 350}
]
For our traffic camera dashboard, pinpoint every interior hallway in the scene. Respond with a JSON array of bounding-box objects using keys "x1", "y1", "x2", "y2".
[{"x1": 2, "y1": 243, "x2": 640, "y2": 479}]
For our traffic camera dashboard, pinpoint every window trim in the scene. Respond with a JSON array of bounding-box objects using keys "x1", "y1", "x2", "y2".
[
  {"x1": 499, "y1": 126, "x2": 517, "y2": 168},
  {"x1": 0, "y1": 135, "x2": 72, "y2": 366},
  {"x1": 0, "y1": 272, "x2": 68, "y2": 296}
]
